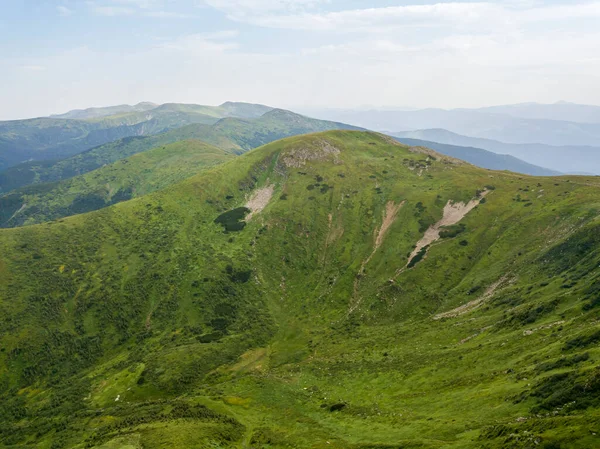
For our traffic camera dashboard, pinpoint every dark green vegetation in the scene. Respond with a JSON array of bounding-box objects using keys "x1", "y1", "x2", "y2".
[
  {"x1": 1, "y1": 131, "x2": 599, "y2": 448},
  {"x1": 0, "y1": 108, "x2": 358, "y2": 193},
  {"x1": 0, "y1": 140, "x2": 233, "y2": 227}
]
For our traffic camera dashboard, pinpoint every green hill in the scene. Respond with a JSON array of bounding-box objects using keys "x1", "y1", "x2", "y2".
[
  {"x1": 1, "y1": 131, "x2": 599, "y2": 448},
  {"x1": 0, "y1": 109, "x2": 359, "y2": 193},
  {"x1": 0, "y1": 140, "x2": 233, "y2": 227}
]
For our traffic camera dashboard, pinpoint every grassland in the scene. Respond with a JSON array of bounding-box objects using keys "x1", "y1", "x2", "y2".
[{"x1": 0, "y1": 131, "x2": 599, "y2": 448}]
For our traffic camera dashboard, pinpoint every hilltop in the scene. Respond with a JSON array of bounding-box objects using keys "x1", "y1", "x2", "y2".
[{"x1": 0, "y1": 131, "x2": 599, "y2": 448}]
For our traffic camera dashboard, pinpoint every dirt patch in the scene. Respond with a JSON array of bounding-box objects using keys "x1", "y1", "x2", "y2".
[
  {"x1": 405, "y1": 191, "x2": 489, "y2": 268},
  {"x1": 434, "y1": 275, "x2": 511, "y2": 320},
  {"x1": 349, "y1": 200, "x2": 405, "y2": 314},
  {"x1": 245, "y1": 184, "x2": 274, "y2": 220}
]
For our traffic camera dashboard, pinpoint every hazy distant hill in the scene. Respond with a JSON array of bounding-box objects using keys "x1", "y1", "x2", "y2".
[
  {"x1": 50, "y1": 102, "x2": 158, "y2": 120},
  {"x1": 302, "y1": 105, "x2": 600, "y2": 147},
  {"x1": 394, "y1": 129, "x2": 600, "y2": 175},
  {"x1": 394, "y1": 137, "x2": 561, "y2": 176},
  {"x1": 474, "y1": 101, "x2": 600, "y2": 124}
]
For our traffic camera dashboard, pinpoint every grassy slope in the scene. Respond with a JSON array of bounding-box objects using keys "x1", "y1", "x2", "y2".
[
  {"x1": 0, "y1": 140, "x2": 233, "y2": 227},
  {"x1": 0, "y1": 109, "x2": 358, "y2": 193},
  {"x1": 0, "y1": 131, "x2": 599, "y2": 448}
]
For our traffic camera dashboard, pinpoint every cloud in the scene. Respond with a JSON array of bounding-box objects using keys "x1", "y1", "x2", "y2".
[
  {"x1": 157, "y1": 30, "x2": 240, "y2": 51},
  {"x1": 204, "y1": 0, "x2": 325, "y2": 14},
  {"x1": 204, "y1": 1, "x2": 600, "y2": 33},
  {"x1": 20, "y1": 65, "x2": 46, "y2": 71},
  {"x1": 90, "y1": 5, "x2": 136, "y2": 16},
  {"x1": 144, "y1": 11, "x2": 193, "y2": 18},
  {"x1": 57, "y1": 5, "x2": 74, "y2": 16}
]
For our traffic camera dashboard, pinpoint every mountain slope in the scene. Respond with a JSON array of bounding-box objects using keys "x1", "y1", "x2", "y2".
[
  {"x1": 0, "y1": 109, "x2": 359, "y2": 193},
  {"x1": 394, "y1": 137, "x2": 560, "y2": 176},
  {"x1": 0, "y1": 140, "x2": 233, "y2": 227},
  {"x1": 1, "y1": 131, "x2": 599, "y2": 448},
  {"x1": 394, "y1": 129, "x2": 600, "y2": 175}
]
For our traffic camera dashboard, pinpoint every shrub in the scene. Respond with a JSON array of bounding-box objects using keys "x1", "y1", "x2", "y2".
[
  {"x1": 214, "y1": 207, "x2": 250, "y2": 232},
  {"x1": 408, "y1": 245, "x2": 429, "y2": 268}
]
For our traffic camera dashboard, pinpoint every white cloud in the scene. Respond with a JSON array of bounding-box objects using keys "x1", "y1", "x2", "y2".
[
  {"x1": 144, "y1": 10, "x2": 193, "y2": 18},
  {"x1": 157, "y1": 30, "x2": 239, "y2": 51},
  {"x1": 204, "y1": 1, "x2": 600, "y2": 33},
  {"x1": 57, "y1": 5, "x2": 74, "y2": 16},
  {"x1": 20, "y1": 65, "x2": 46, "y2": 71},
  {"x1": 90, "y1": 5, "x2": 136, "y2": 16}
]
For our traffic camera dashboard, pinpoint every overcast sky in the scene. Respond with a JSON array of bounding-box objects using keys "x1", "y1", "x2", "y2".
[{"x1": 1, "y1": 0, "x2": 600, "y2": 119}]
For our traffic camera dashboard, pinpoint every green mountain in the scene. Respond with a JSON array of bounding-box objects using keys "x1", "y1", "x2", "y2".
[
  {"x1": 1, "y1": 131, "x2": 599, "y2": 448},
  {"x1": 394, "y1": 137, "x2": 560, "y2": 176},
  {"x1": 0, "y1": 109, "x2": 359, "y2": 193},
  {"x1": 0, "y1": 102, "x2": 272, "y2": 171},
  {"x1": 0, "y1": 140, "x2": 233, "y2": 227},
  {"x1": 50, "y1": 102, "x2": 159, "y2": 120}
]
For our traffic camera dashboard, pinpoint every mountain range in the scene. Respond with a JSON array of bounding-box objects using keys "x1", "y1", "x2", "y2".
[{"x1": 0, "y1": 102, "x2": 274, "y2": 171}]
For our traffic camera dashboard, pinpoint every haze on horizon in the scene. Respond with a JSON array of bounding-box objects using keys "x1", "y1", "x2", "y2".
[{"x1": 2, "y1": 0, "x2": 600, "y2": 120}]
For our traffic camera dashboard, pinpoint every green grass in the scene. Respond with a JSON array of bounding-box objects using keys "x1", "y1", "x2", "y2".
[{"x1": 0, "y1": 131, "x2": 599, "y2": 448}]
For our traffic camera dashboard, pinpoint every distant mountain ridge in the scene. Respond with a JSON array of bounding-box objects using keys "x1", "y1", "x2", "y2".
[
  {"x1": 50, "y1": 102, "x2": 159, "y2": 119},
  {"x1": 0, "y1": 101, "x2": 274, "y2": 171},
  {"x1": 394, "y1": 129, "x2": 600, "y2": 175},
  {"x1": 393, "y1": 137, "x2": 561, "y2": 176},
  {"x1": 472, "y1": 101, "x2": 600, "y2": 124}
]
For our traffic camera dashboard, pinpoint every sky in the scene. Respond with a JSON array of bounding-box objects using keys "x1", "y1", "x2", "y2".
[{"x1": 1, "y1": 0, "x2": 600, "y2": 119}]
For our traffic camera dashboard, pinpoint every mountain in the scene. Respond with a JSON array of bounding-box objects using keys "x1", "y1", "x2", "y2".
[
  {"x1": 475, "y1": 101, "x2": 600, "y2": 124},
  {"x1": 50, "y1": 102, "x2": 158, "y2": 120},
  {"x1": 394, "y1": 137, "x2": 561, "y2": 176},
  {"x1": 0, "y1": 109, "x2": 359, "y2": 193},
  {"x1": 0, "y1": 140, "x2": 233, "y2": 227},
  {"x1": 302, "y1": 107, "x2": 600, "y2": 147},
  {"x1": 0, "y1": 102, "x2": 273, "y2": 171},
  {"x1": 394, "y1": 129, "x2": 600, "y2": 175},
  {"x1": 1, "y1": 130, "x2": 600, "y2": 448}
]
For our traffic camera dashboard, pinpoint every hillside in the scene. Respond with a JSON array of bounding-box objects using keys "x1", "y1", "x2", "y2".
[
  {"x1": 1, "y1": 130, "x2": 599, "y2": 448},
  {"x1": 394, "y1": 129, "x2": 600, "y2": 175},
  {"x1": 0, "y1": 102, "x2": 272, "y2": 171},
  {"x1": 394, "y1": 137, "x2": 560, "y2": 176},
  {"x1": 0, "y1": 109, "x2": 359, "y2": 193},
  {"x1": 0, "y1": 140, "x2": 233, "y2": 227}
]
